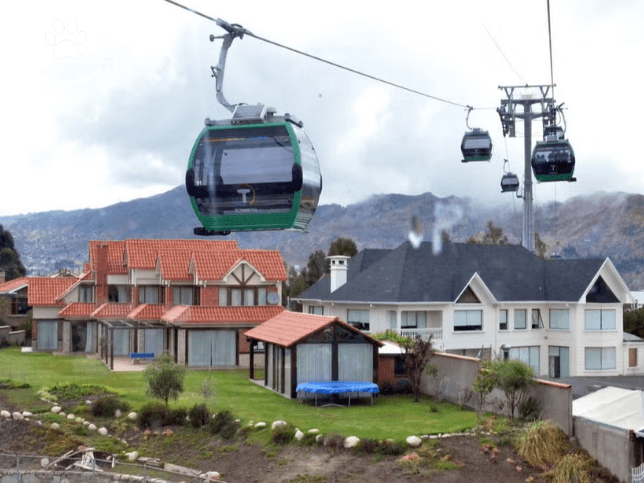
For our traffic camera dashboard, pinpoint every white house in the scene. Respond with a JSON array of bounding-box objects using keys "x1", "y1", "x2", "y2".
[{"x1": 294, "y1": 241, "x2": 641, "y2": 379}]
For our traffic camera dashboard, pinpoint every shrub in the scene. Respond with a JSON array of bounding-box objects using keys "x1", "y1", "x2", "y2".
[
  {"x1": 375, "y1": 440, "x2": 406, "y2": 456},
  {"x1": 188, "y1": 404, "x2": 210, "y2": 428},
  {"x1": 272, "y1": 422, "x2": 296, "y2": 445},
  {"x1": 491, "y1": 360, "x2": 536, "y2": 419},
  {"x1": 144, "y1": 354, "x2": 186, "y2": 406},
  {"x1": 299, "y1": 432, "x2": 318, "y2": 447},
  {"x1": 380, "y1": 380, "x2": 395, "y2": 396},
  {"x1": 519, "y1": 396, "x2": 541, "y2": 421},
  {"x1": 396, "y1": 378, "x2": 413, "y2": 394},
  {"x1": 166, "y1": 408, "x2": 187, "y2": 426},
  {"x1": 515, "y1": 420, "x2": 569, "y2": 467},
  {"x1": 138, "y1": 402, "x2": 168, "y2": 429},
  {"x1": 219, "y1": 420, "x2": 241, "y2": 440},
  {"x1": 210, "y1": 410, "x2": 235, "y2": 435},
  {"x1": 353, "y1": 437, "x2": 379, "y2": 455},
  {"x1": 322, "y1": 433, "x2": 345, "y2": 451},
  {"x1": 92, "y1": 396, "x2": 129, "y2": 418},
  {"x1": 543, "y1": 452, "x2": 594, "y2": 483},
  {"x1": 428, "y1": 401, "x2": 439, "y2": 413}
]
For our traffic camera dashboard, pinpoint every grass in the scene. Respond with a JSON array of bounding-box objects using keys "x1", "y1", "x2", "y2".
[{"x1": 0, "y1": 348, "x2": 477, "y2": 441}]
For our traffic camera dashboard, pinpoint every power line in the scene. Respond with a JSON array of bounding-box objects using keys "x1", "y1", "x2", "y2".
[
  {"x1": 546, "y1": 0, "x2": 555, "y2": 97},
  {"x1": 161, "y1": 0, "x2": 474, "y2": 109},
  {"x1": 483, "y1": 25, "x2": 528, "y2": 85}
]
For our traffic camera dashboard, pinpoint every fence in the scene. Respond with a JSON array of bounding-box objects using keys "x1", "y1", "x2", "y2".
[
  {"x1": 0, "y1": 453, "x2": 219, "y2": 483},
  {"x1": 633, "y1": 462, "x2": 644, "y2": 483}
]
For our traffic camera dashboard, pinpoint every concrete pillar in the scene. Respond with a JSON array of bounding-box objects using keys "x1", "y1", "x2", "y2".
[
  {"x1": 169, "y1": 329, "x2": 176, "y2": 358},
  {"x1": 137, "y1": 329, "x2": 145, "y2": 352},
  {"x1": 62, "y1": 321, "x2": 71, "y2": 353},
  {"x1": 177, "y1": 329, "x2": 186, "y2": 365}
]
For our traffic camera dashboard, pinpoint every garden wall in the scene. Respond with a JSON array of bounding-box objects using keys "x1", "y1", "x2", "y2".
[
  {"x1": 0, "y1": 468, "x2": 176, "y2": 483},
  {"x1": 421, "y1": 352, "x2": 573, "y2": 435}
]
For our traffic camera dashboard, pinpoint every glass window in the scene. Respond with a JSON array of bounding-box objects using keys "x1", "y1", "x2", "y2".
[
  {"x1": 549, "y1": 309, "x2": 569, "y2": 330},
  {"x1": 389, "y1": 311, "x2": 397, "y2": 330},
  {"x1": 454, "y1": 310, "x2": 482, "y2": 331},
  {"x1": 308, "y1": 306, "x2": 323, "y2": 315},
  {"x1": 585, "y1": 309, "x2": 616, "y2": 330},
  {"x1": 509, "y1": 346, "x2": 539, "y2": 374},
  {"x1": 173, "y1": 287, "x2": 194, "y2": 306},
  {"x1": 630, "y1": 348, "x2": 638, "y2": 368},
  {"x1": 258, "y1": 288, "x2": 267, "y2": 306},
  {"x1": 402, "y1": 311, "x2": 426, "y2": 329},
  {"x1": 531, "y1": 309, "x2": 543, "y2": 329},
  {"x1": 219, "y1": 287, "x2": 227, "y2": 306},
  {"x1": 230, "y1": 289, "x2": 242, "y2": 306},
  {"x1": 243, "y1": 288, "x2": 255, "y2": 306},
  {"x1": 514, "y1": 309, "x2": 526, "y2": 330},
  {"x1": 347, "y1": 309, "x2": 370, "y2": 331},
  {"x1": 585, "y1": 347, "x2": 616, "y2": 370},
  {"x1": 79, "y1": 286, "x2": 93, "y2": 303},
  {"x1": 108, "y1": 285, "x2": 131, "y2": 303},
  {"x1": 548, "y1": 346, "x2": 569, "y2": 379},
  {"x1": 138, "y1": 286, "x2": 162, "y2": 304},
  {"x1": 499, "y1": 309, "x2": 508, "y2": 331}
]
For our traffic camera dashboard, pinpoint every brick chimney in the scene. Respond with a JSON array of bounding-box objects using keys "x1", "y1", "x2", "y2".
[
  {"x1": 95, "y1": 243, "x2": 109, "y2": 304},
  {"x1": 327, "y1": 255, "x2": 350, "y2": 293}
]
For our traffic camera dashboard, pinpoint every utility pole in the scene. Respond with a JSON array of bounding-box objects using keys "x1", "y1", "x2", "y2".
[{"x1": 498, "y1": 85, "x2": 556, "y2": 253}]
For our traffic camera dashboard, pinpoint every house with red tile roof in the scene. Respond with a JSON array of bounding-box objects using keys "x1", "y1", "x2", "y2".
[
  {"x1": 28, "y1": 239, "x2": 287, "y2": 369},
  {"x1": 0, "y1": 276, "x2": 31, "y2": 332}
]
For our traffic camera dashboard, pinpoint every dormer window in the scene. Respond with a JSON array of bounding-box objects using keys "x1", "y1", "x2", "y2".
[
  {"x1": 173, "y1": 286, "x2": 199, "y2": 306},
  {"x1": 108, "y1": 285, "x2": 131, "y2": 303},
  {"x1": 219, "y1": 286, "x2": 268, "y2": 306},
  {"x1": 138, "y1": 285, "x2": 164, "y2": 304},
  {"x1": 79, "y1": 286, "x2": 94, "y2": 303}
]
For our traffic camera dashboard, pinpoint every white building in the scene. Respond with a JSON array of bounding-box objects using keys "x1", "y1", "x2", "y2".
[{"x1": 294, "y1": 242, "x2": 642, "y2": 379}]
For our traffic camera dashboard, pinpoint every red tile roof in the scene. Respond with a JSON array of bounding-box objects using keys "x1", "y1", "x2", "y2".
[
  {"x1": 0, "y1": 277, "x2": 29, "y2": 294},
  {"x1": 125, "y1": 239, "x2": 237, "y2": 270},
  {"x1": 128, "y1": 304, "x2": 166, "y2": 320},
  {"x1": 244, "y1": 311, "x2": 384, "y2": 348},
  {"x1": 156, "y1": 249, "x2": 194, "y2": 281},
  {"x1": 91, "y1": 303, "x2": 136, "y2": 319},
  {"x1": 27, "y1": 278, "x2": 79, "y2": 306},
  {"x1": 191, "y1": 250, "x2": 287, "y2": 281},
  {"x1": 89, "y1": 240, "x2": 127, "y2": 274},
  {"x1": 59, "y1": 303, "x2": 98, "y2": 318},
  {"x1": 54, "y1": 272, "x2": 94, "y2": 303},
  {"x1": 161, "y1": 305, "x2": 285, "y2": 325}
]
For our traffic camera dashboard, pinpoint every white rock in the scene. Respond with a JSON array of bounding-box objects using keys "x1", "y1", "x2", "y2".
[
  {"x1": 75, "y1": 417, "x2": 83, "y2": 423},
  {"x1": 294, "y1": 430, "x2": 304, "y2": 441},
  {"x1": 83, "y1": 421, "x2": 90, "y2": 426},
  {"x1": 127, "y1": 451, "x2": 139, "y2": 462},
  {"x1": 254, "y1": 422, "x2": 267, "y2": 429},
  {"x1": 271, "y1": 420, "x2": 287, "y2": 430},
  {"x1": 0, "y1": 410, "x2": 10, "y2": 418},
  {"x1": 128, "y1": 412, "x2": 137, "y2": 421},
  {"x1": 234, "y1": 419, "x2": 241, "y2": 423},
  {"x1": 22, "y1": 411, "x2": 33, "y2": 417},
  {"x1": 88, "y1": 424, "x2": 97, "y2": 431},
  {"x1": 421, "y1": 435, "x2": 429, "y2": 440},
  {"x1": 115, "y1": 409, "x2": 122, "y2": 418},
  {"x1": 51, "y1": 406, "x2": 61, "y2": 414},
  {"x1": 308, "y1": 429, "x2": 320, "y2": 434},
  {"x1": 201, "y1": 471, "x2": 220, "y2": 481},
  {"x1": 36, "y1": 420, "x2": 42, "y2": 426},
  {"x1": 51, "y1": 423, "x2": 60, "y2": 430},
  {"x1": 315, "y1": 434, "x2": 324, "y2": 443},
  {"x1": 41, "y1": 458, "x2": 49, "y2": 467},
  {"x1": 59, "y1": 412, "x2": 66, "y2": 417},
  {"x1": 344, "y1": 436, "x2": 360, "y2": 449},
  {"x1": 406, "y1": 436, "x2": 422, "y2": 447},
  {"x1": 85, "y1": 400, "x2": 92, "y2": 405},
  {"x1": 67, "y1": 414, "x2": 75, "y2": 420},
  {"x1": 12, "y1": 412, "x2": 24, "y2": 421},
  {"x1": 98, "y1": 427, "x2": 108, "y2": 436}
]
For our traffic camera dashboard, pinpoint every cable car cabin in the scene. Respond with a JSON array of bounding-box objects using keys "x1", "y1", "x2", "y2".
[
  {"x1": 186, "y1": 120, "x2": 322, "y2": 235},
  {"x1": 531, "y1": 137, "x2": 575, "y2": 182},
  {"x1": 461, "y1": 128, "x2": 492, "y2": 162},
  {"x1": 501, "y1": 173, "x2": 519, "y2": 193}
]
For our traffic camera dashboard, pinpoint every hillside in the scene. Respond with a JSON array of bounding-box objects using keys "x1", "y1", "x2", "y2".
[{"x1": 4, "y1": 187, "x2": 644, "y2": 288}]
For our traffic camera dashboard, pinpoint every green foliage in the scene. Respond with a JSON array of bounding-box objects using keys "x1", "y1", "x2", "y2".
[
  {"x1": 379, "y1": 380, "x2": 395, "y2": 395},
  {"x1": 624, "y1": 307, "x2": 644, "y2": 338},
  {"x1": 371, "y1": 329, "x2": 413, "y2": 347},
  {"x1": 472, "y1": 361, "x2": 496, "y2": 414},
  {"x1": 322, "y1": 433, "x2": 344, "y2": 451},
  {"x1": 396, "y1": 378, "x2": 412, "y2": 394},
  {"x1": 166, "y1": 407, "x2": 187, "y2": 426},
  {"x1": 374, "y1": 439, "x2": 406, "y2": 456},
  {"x1": 188, "y1": 403, "x2": 210, "y2": 428},
  {"x1": 0, "y1": 225, "x2": 26, "y2": 280},
  {"x1": 492, "y1": 360, "x2": 536, "y2": 419},
  {"x1": 327, "y1": 237, "x2": 358, "y2": 260},
  {"x1": 144, "y1": 353, "x2": 186, "y2": 406},
  {"x1": 272, "y1": 422, "x2": 297, "y2": 445},
  {"x1": 20, "y1": 313, "x2": 33, "y2": 340},
  {"x1": 0, "y1": 378, "x2": 30, "y2": 389},
  {"x1": 138, "y1": 401, "x2": 168, "y2": 429},
  {"x1": 516, "y1": 420, "x2": 569, "y2": 467},
  {"x1": 519, "y1": 396, "x2": 542, "y2": 421},
  {"x1": 44, "y1": 382, "x2": 115, "y2": 401},
  {"x1": 92, "y1": 396, "x2": 129, "y2": 418},
  {"x1": 209, "y1": 410, "x2": 240, "y2": 439},
  {"x1": 403, "y1": 335, "x2": 433, "y2": 402}
]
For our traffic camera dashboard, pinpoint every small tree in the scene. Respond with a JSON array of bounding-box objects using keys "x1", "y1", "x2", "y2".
[
  {"x1": 144, "y1": 353, "x2": 186, "y2": 406},
  {"x1": 402, "y1": 335, "x2": 433, "y2": 403},
  {"x1": 472, "y1": 360, "x2": 496, "y2": 417},
  {"x1": 493, "y1": 360, "x2": 536, "y2": 419}
]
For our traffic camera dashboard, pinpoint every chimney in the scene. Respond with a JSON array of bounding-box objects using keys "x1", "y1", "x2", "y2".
[
  {"x1": 327, "y1": 255, "x2": 350, "y2": 293},
  {"x1": 95, "y1": 243, "x2": 109, "y2": 304},
  {"x1": 0, "y1": 270, "x2": 5, "y2": 284}
]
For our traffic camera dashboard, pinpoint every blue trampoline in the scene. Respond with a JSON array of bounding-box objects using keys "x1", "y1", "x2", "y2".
[{"x1": 296, "y1": 381, "x2": 379, "y2": 406}]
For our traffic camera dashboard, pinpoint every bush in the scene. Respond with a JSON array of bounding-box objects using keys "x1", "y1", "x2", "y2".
[
  {"x1": 427, "y1": 401, "x2": 439, "y2": 413},
  {"x1": 515, "y1": 420, "x2": 569, "y2": 467},
  {"x1": 380, "y1": 380, "x2": 395, "y2": 396},
  {"x1": 374, "y1": 439, "x2": 406, "y2": 456},
  {"x1": 220, "y1": 420, "x2": 241, "y2": 440},
  {"x1": 397, "y1": 378, "x2": 413, "y2": 394},
  {"x1": 272, "y1": 422, "x2": 296, "y2": 445},
  {"x1": 166, "y1": 408, "x2": 187, "y2": 426},
  {"x1": 144, "y1": 354, "x2": 186, "y2": 406},
  {"x1": 353, "y1": 437, "x2": 379, "y2": 455},
  {"x1": 210, "y1": 410, "x2": 235, "y2": 435},
  {"x1": 92, "y1": 396, "x2": 129, "y2": 418},
  {"x1": 299, "y1": 432, "x2": 318, "y2": 447},
  {"x1": 138, "y1": 402, "x2": 168, "y2": 429},
  {"x1": 322, "y1": 433, "x2": 345, "y2": 451},
  {"x1": 543, "y1": 452, "x2": 594, "y2": 483},
  {"x1": 188, "y1": 404, "x2": 210, "y2": 428},
  {"x1": 519, "y1": 396, "x2": 541, "y2": 421}
]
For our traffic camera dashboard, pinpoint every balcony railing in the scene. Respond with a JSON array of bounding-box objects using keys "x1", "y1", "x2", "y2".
[{"x1": 396, "y1": 327, "x2": 442, "y2": 341}]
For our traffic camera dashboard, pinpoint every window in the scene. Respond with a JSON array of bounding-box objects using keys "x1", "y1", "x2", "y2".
[
  {"x1": 308, "y1": 306, "x2": 323, "y2": 315},
  {"x1": 630, "y1": 348, "x2": 638, "y2": 368},
  {"x1": 347, "y1": 309, "x2": 370, "y2": 331},
  {"x1": 585, "y1": 347, "x2": 616, "y2": 370},
  {"x1": 108, "y1": 285, "x2": 131, "y2": 303},
  {"x1": 585, "y1": 310, "x2": 616, "y2": 330},
  {"x1": 394, "y1": 356, "x2": 406, "y2": 376},
  {"x1": 454, "y1": 310, "x2": 482, "y2": 331},
  {"x1": 219, "y1": 287, "x2": 268, "y2": 306},
  {"x1": 11, "y1": 297, "x2": 30, "y2": 314},
  {"x1": 173, "y1": 286, "x2": 199, "y2": 306},
  {"x1": 499, "y1": 310, "x2": 508, "y2": 331},
  {"x1": 138, "y1": 286, "x2": 164, "y2": 304},
  {"x1": 389, "y1": 311, "x2": 397, "y2": 329},
  {"x1": 549, "y1": 309, "x2": 569, "y2": 330},
  {"x1": 531, "y1": 309, "x2": 543, "y2": 329},
  {"x1": 549, "y1": 346, "x2": 569, "y2": 379},
  {"x1": 401, "y1": 311, "x2": 427, "y2": 329},
  {"x1": 509, "y1": 346, "x2": 540, "y2": 374},
  {"x1": 514, "y1": 309, "x2": 526, "y2": 330},
  {"x1": 79, "y1": 286, "x2": 93, "y2": 303}
]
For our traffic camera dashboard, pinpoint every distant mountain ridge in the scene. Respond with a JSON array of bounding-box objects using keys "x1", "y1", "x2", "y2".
[{"x1": 5, "y1": 186, "x2": 644, "y2": 288}]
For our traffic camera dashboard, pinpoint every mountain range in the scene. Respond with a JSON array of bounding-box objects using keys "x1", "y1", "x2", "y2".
[{"x1": 4, "y1": 187, "x2": 644, "y2": 289}]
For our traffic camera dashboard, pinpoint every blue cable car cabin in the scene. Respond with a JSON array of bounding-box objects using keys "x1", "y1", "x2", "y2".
[
  {"x1": 501, "y1": 173, "x2": 519, "y2": 193},
  {"x1": 186, "y1": 120, "x2": 322, "y2": 235},
  {"x1": 461, "y1": 128, "x2": 492, "y2": 162},
  {"x1": 531, "y1": 137, "x2": 575, "y2": 182}
]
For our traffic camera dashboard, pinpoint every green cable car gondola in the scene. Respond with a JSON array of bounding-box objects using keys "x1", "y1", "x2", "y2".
[
  {"x1": 185, "y1": 22, "x2": 322, "y2": 236},
  {"x1": 531, "y1": 136, "x2": 575, "y2": 182},
  {"x1": 461, "y1": 128, "x2": 492, "y2": 162},
  {"x1": 501, "y1": 172, "x2": 519, "y2": 193}
]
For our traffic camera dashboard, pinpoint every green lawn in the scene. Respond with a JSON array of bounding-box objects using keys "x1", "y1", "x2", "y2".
[{"x1": 0, "y1": 348, "x2": 476, "y2": 441}]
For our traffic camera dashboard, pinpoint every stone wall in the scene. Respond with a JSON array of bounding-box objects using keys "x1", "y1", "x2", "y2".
[{"x1": 0, "y1": 469, "x2": 174, "y2": 483}]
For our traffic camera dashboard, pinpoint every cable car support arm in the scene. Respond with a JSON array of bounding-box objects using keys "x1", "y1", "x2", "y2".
[{"x1": 209, "y1": 20, "x2": 248, "y2": 113}]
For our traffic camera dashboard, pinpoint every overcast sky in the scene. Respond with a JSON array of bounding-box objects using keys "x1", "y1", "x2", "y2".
[{"x1": 2, "y1": 0, "x2": 642, "y2": 218}]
